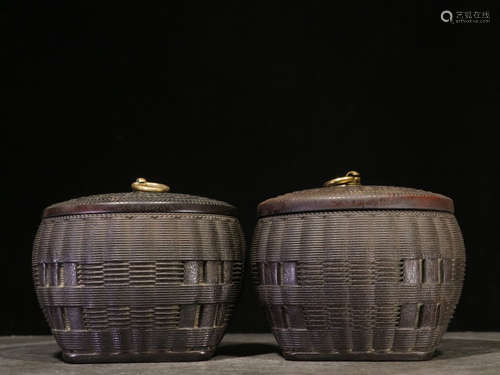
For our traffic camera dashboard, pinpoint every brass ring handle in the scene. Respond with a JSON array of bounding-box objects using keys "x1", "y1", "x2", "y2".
[
  {"x1": 324, "y1": 171, "x2": 361, "y2": 187},
  {"x1": 131, "y1": 178, "x2": 170, "y2": 192}
]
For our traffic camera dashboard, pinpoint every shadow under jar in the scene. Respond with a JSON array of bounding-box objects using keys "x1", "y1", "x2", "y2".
[
  {"x1": 251, "y1": 171, "x2": 465, "y2": 361},
  {"x1": 32, "y1": 178, "x2": 245, "y2": 363}
]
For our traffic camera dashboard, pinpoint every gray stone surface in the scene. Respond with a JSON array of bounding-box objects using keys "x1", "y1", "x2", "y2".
[{"x1": 1, "y1": 332, "x2": 500, "y2": 374}]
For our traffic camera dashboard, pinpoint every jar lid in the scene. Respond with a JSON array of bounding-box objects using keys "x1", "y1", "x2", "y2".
[
  {"x1": 257, "y1": 171, "x2": 454, "y2": 218},
  {"x1": 43, "y1": 178, "x2": 236, "y2": 218}
]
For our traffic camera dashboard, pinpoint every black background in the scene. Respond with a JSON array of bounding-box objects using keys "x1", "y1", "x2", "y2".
[{"x1": 2, "y1": 1, "x2": 498, "y2": 334}]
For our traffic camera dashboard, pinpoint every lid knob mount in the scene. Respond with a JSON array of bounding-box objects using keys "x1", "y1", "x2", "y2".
[
  {"x1": 324, "y1": 171, "x2": 361, "y2": 187},
  {"x1": 131, "y1": 178, "x2": 170, "y2": 192}
]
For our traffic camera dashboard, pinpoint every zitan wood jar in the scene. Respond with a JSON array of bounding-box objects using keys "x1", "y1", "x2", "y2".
[
  {"x1": 251, "y1": 171, "x2": 465, "y2": 361},
  {"x1": 32, "y1": 178, "x2": 245, "y2": 363}
]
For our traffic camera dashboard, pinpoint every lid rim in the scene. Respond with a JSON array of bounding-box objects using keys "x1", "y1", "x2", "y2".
[
  {"x1": 258, "y1": 207, "x2": 455, "y2": 219},
  {"x1": 257, "y1": 186, "x2": 455, "y2": 217},
  {"x1": 42, "y1": 191, "x2": 237, "y2": 218},
  {"x1": 43, "y1": 202, "x2": 237, "y2": 218}
]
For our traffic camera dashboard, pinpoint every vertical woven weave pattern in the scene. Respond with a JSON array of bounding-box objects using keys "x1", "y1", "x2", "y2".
[
  {"x1": 251, "y1": 210, "x2": 465, "y2": 360},
  {"x1": 32, "y1": 213, "x2": 244, "y2": 362}
]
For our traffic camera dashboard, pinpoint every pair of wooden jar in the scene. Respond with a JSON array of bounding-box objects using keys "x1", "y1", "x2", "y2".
[{"x1": 32, "y1": 172, "x2": 465, "y2": 362}]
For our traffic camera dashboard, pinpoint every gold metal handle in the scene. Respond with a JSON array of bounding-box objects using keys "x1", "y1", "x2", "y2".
[
  {"x1": 323, "y1": 171, "x2": 361, "y2": 187},
  {"x1": 131, "y1": 178, "x2": 170, "y2": 192}
]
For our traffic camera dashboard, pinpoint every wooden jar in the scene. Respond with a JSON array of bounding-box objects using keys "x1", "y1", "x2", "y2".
[
  {"x1": 251, "y1": 172, "x2": 465, "y2": 360},
  {"x1": 32, "y1": 178, "x2": 245, "y2": 363}
]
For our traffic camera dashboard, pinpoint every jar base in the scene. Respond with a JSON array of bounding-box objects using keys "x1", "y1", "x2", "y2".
[
  {"x1": 62, "y1": 349, "x2": 215, "y2": 363},
  {"x1": 282, "y1": 350, "x2": 435, "y2": 361}
]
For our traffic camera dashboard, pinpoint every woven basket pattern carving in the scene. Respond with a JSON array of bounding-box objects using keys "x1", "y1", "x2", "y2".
[
  {"x1": 32, "y1": 213, "x2": 244, "y2": 362},
  {"x1": 251, "y1": 210, "x2": 465, "y2": 360},
  {"x1": 45, "y1": 192, "x2": 234, "y2": 206}
]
